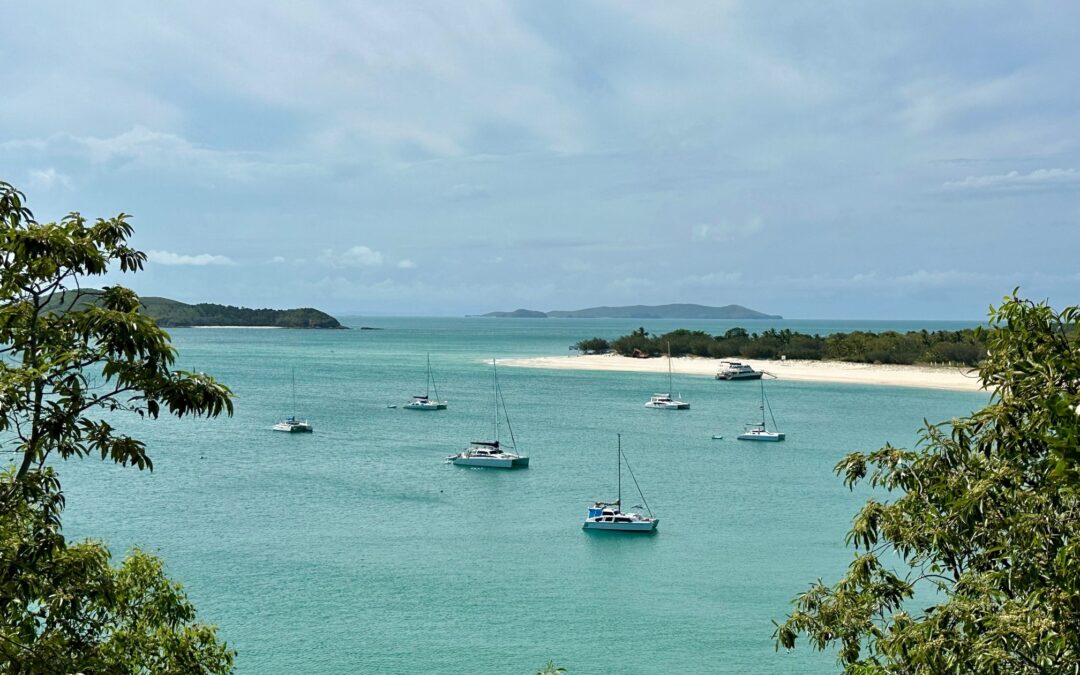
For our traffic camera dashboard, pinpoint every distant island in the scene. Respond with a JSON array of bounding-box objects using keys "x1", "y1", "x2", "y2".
[
  {"x1": 476, "y1": 303, "x2": 782, "y2": 320},
  {"x1": 51, "y1": 290, "x2": 345, "y2": 329}
]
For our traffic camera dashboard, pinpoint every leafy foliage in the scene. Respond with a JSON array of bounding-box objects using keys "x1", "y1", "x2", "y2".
[
  {"x1": 0, "y1": 181, "x2": 234, "y2": 479},
  {"x1": 774, "y1": 294, "x2": 1080, "y2": 672},
  {"x1": 0, "y1": 469, "x2": 235, "y2": 673},
  {"x1": 1, "y1": 180, "x2": 235, "y2": 671},
  {"x1": 580, "y1": 326, "x2": 988, "y2": 365}
]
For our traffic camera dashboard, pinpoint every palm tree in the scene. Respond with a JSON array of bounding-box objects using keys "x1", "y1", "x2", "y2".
[{"x1": 536, "y1": 660, "x2": 566, "y2": 675}]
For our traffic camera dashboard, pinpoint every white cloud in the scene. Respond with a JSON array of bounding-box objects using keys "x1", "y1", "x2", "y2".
[
  {"x1": 446, "y1": 183, "x2": 489, "y2": 200},
  {"x1": 147, "y1": 250, "x2": 235, "y2": 266},
  {"x1": 691, "y1": 217, "x2": 764, "y2": 242},
  {"x1": 26, "y1": 167, "x2": 72, "y2": 190},
  {"x1": 941, "y1": 168, "x2": 1080, "y2": 192},
  {"x1": 397, "y1": 259, "x2": 417, "y2": 269},
  {"x1": 270, "y1": 256, "x2": 287, "y2": 264},
  {"x1": 318, "y1": 245, "x2": 384, "y2": 268}
]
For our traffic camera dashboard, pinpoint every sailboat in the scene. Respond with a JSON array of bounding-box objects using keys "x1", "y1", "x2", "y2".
[
  {"x1": 404, "y1": 353, "x2": 448, "y2": 410},
  {"x1": 273, "y1": 368, "x2": 313, "y2": 433},
  {"x1": 583, "y1": 434, "x2": 658, "y2": 532},
  {"x1": 447, "y1": 359, "x2": 529, "y2": 468},
  {"x1": 737, "y1": 376, "x2": 784, "y2": 442},
  {"x1": 644, "y1": 342, "x2": 689, "y2": 409}
]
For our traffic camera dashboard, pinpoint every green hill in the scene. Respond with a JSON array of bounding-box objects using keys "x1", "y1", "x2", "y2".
[
  {"x1": 480, "y1": 303, "x2": 781, "y2": 319},
  {"x1": 48, "y1": 290, "x2": 345, "y2": 328}
]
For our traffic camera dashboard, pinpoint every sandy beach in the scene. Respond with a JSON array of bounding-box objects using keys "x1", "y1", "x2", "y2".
[{"x1": 499, "y1": 353, "x2": 986, "y2": 392}]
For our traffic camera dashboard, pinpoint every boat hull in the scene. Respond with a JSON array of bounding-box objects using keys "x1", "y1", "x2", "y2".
[
  {"x1": 272, "y1": 424, "x2": 313, "y2": 433},
  {"x1": 452, "y1": 456, "x2": 529, "y2": 468},
  {"x1": 716, "y1": 372, "x2": 762, "y2": 380},
  {"x1": 737, "y1": 432, "x2": 785, "y2": 441},
  {"x1": 644, "y1": 402, "x2": 690, "y2": 410},
  {"x1": 582, "y1": 519, "x2": 659, "y2": 532},
  {"x1": 404, "y1": 403, "x2": 447, "y2": 410}
]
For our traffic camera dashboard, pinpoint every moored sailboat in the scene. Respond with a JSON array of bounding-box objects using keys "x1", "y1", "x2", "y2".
[
  {"x1": 404, "y1": 353, "x2": 448, "y2": 410},
  {"x1": 273, "y1": 369, "x2": 313, "y2": 433},
  {"x1": 447, "y1": 360, "x2": 528, "y2": 468},
  {"x1": 644, "y1": 343, "x2": 689, "y2": 410},
  {"x1": 737, "y1": 376, "x2": 784, "y2": 442},
  {"x1": 583, "y1": 434, "x2": 658, "y2": 532}
]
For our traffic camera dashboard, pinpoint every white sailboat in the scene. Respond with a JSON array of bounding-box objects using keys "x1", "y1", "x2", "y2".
[
  {"x1": 447, "y1": 360, "x2": 529, "y2": 468},
  {"x1": 737, "y1": 376, "x2": 785, "y2": 442},
  {"x1": 404, "y1": 353, "x2": 448, "y2": 410},
  {"x1": 273, "y1": 369, "x2": 313, "y2": 433},
  {"x1": 583, "y1": 434, "x2": 658, "y2": 532},
  {"x1": 644, "y1": 342, "x2": 689, "y2": 409}
]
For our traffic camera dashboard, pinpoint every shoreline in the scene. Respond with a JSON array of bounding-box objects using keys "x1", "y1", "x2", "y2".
[{"x1": 498, "y1": 353, "x2": 985, "y2": 392}]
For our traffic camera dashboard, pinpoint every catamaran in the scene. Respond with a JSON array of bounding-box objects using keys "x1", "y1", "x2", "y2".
[
  {"x1": 645, "y1": 342, "x2": 689, "y2": 409},
  {"x1": 737, "y1": 376, "x2": 785, "y2": 442},
  {"x1": 715, "y1": 361, "x2": 763, "y2": 380},
  {"x1": 404, "y1": 353, "x2": 448, "y2": 410},
  {"x1": 583, "y1": 434, "x2": 658, "y2": 532},
  {"x1": 273, "y1": 369, "x2": 313, "y2": 433},
  {"x1": 447, "y1": 360, "x2": 529, "y2": 468}
]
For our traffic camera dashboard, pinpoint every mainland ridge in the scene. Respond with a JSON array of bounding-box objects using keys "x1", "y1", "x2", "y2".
[
  {"x1": 50, "y1": 290, "x2": 344, "y2": 329},
  {"x1": 476, "y1": 303, "x2": 782, "y2": 320}
]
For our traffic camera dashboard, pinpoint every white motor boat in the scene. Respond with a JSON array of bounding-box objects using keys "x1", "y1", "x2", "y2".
[
  {"x1": 404, "y1": 354, "x2": 448, "y2": 410},
  {"x1": 644, "y1": 343, "x2": 689, "y2": 410},
  {"x1": 447, "y1": 359, "x2": 528, "y2": 469},
  {"x1": 583, "y1": 434, "x2": 658, "y2": 532},
  {"x1": 736, "y1": 377, "x2": 785, "y2": 442},
  {"x1": 715, "y1": 361, "x2": 763, "y2": 380}
]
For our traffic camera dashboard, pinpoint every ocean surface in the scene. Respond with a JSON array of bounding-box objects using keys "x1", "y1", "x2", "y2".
[{"x1": 57, "y1": 317, "x2": 988, "y2": 674}]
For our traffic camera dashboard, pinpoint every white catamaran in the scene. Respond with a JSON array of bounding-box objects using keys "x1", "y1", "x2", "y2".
[
  {"x1": 404, "y1": 353, "x2": 448, "y2": 410},
  {"x1": 447, "y1": 360, "x2": 529, "y2": 468},
  {"x1": 583, "y1": 434, "x2": 658, "y2": 532},
  {"x1": 273, "y1": 369, "x2": 313, "y2": 433},
  {"x1": 644, "y1": 343, "x2": 689, "y2": 410},
  {"x1": 736, "y1": 376, "x2": 785, "y2": 442}
]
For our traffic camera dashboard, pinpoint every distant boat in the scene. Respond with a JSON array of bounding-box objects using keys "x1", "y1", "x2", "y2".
[
  {"x1": 644, "y1": 342, "x2": 689, "y2": 410},
  {"x1": 273, "y1": 369, "x2": 313, "y2": 433},
  {"x1": 737, "y1": 377, "x2": 784, "y2": 442},
  {"x1": 447, "y1": 360, "x2": 528, "y2": 468},
  {"x1": 715, "y1": 361, "x2": 763, "y2": 380},
  {"x1": 583, "y1": 434, "x2": 658, "y2": 532},
  {"x1": 404, "y1": 353, "x2": 448, "y2": 410}
]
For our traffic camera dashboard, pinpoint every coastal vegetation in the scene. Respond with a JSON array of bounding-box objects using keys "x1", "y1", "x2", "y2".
[
  {"x1": 0, "y1": 181, "x2": 236, "y2": 672},
  {"x1": 776, "y1": 294, "x2": 1080, "y2": 671},
  {"x1": 50, "y1": 289, "x2": 344, "y2": 328},
  {"x1": 577, "y1": 326, "x2": 987, "y2": 366}
]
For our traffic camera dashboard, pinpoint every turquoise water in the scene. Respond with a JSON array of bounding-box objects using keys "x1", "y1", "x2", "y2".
[{"x1": 57, "y1": 318, "x2": 988, "y2": 673}]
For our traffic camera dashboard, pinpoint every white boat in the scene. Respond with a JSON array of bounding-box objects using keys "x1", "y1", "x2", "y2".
[
  {"x1": 273, "y1": 369, "x2": 313, "y2": 433},
  {"x1": 447, "y1": 360, "x2": 528, "y2": 468},
  {"x1": 404, "y1": 354, "x2": 448, "y2": 410},
  {"x1": 737, "y1": 377, "x2": 785, "y2": 442},
  {"x1": 715, "y1": 361, "x2": 763, "y2": 380},
  {"x1": 644, "y1": 343, "x2": 689, "y2": 410},
  {"x1": 273, "y1": 416, "x2": 313, "y2": 433},
  {"x1": 583, "y1": 434, "x2": 658, "y2": 532}
]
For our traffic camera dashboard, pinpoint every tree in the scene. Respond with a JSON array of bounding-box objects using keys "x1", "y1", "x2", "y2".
[
  {"x1": 536, "y1": 660, "x2": 567, "y2": 675},
  {"x1": 0, "y1": 181, "x2": 236, "y2": 671},
  {"x1": 775, "y1": 293, "x2": 1080, "y2": 672}
]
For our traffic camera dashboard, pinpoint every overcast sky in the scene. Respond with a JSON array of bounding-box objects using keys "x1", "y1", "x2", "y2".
[{"x1": 2, "y1": 2, "x2": 1078, "y2": 318}]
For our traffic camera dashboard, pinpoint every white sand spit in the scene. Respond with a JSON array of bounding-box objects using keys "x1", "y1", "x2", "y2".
[{"x1": 498, "y1": 354, "x2": 984, "y2": 392}]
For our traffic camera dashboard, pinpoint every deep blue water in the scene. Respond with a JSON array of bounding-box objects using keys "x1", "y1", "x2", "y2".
[{"x1": 55, "y1": 318, "x2": 988, "y2": 673}]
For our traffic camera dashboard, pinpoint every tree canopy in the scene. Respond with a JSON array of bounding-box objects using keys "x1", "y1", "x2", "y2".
[
  {"x1": 1, "y1": 180, "x2": 236, "y2": 672},
  {"x1": 775, "y1": 294, "x2": 1080, "y2": 672}
]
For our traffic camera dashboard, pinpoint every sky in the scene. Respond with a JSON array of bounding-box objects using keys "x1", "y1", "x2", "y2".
[{"x1": 2, "y1": 1, "x2": 1078, "y2": 319}]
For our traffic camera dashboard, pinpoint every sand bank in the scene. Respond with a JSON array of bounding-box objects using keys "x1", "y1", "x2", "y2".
[{"x1": 498, "y1": 353, "x2": 985, "y2": 392}]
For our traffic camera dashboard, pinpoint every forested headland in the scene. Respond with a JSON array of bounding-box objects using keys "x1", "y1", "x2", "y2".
[{"x1": 576, "y1": 326, "x2": 988, "y2": 366}]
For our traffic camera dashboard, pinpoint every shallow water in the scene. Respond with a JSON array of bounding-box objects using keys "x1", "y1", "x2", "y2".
[{"x1": 57, "y1": 317, "x2": 987, "y2": 673}]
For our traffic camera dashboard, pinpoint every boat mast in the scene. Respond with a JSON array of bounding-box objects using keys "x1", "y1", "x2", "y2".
[
  {"x1": 425, "y1": 353, "x2": 431, "y2": 398},
  {"x1": 759, "y1": 377, "x2": 765, "y2": 427},
  {"x1": 617, "y1": 433, "x2": 622, "y2": 508},
  {"x1": 492, "y1": 359, "x2": 499, "y2": 442},
  {"x1": 667, "y1": 342, "x2": 673, "y2": 393},
  {"x1": 291, "y1": 367, "x2": 297, "y2": 416}
]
